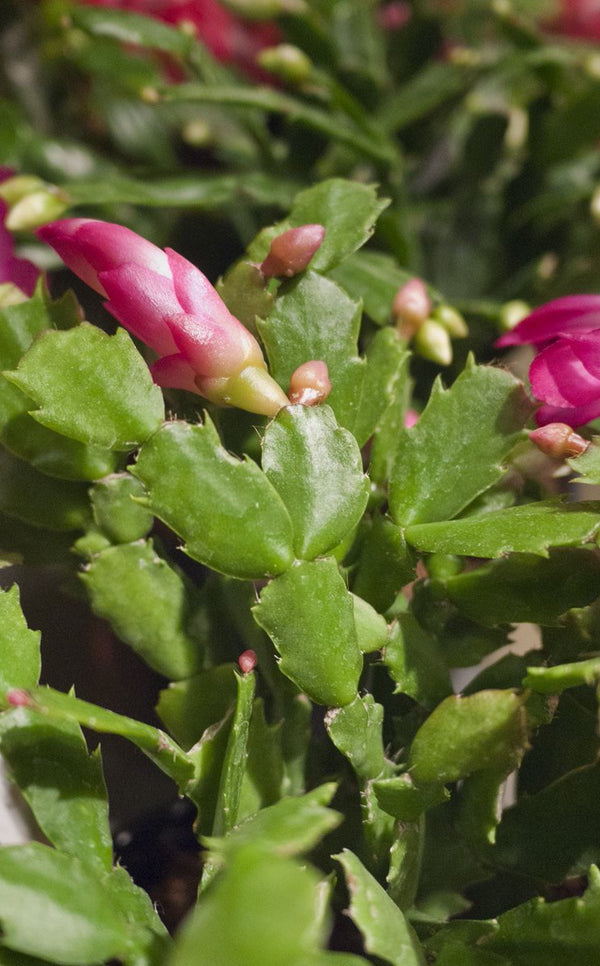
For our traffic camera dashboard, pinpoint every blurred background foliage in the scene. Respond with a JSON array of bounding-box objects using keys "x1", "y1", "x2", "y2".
[{"x1": 0, "y1": 0, "x2": 598, "y2": 314}]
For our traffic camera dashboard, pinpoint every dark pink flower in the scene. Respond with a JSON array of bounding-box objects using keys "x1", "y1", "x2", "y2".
[
  {"x1": 496, "y1": 294, "x2": 600, "y2": 427},
  {"x1": 543, "y1": 0, "x2": 600, "y2": 41},
  {"x1": 37, "y1": 218, "x2": 288, "y2": 416}
]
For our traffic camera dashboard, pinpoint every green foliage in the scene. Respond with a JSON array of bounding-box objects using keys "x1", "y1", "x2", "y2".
[
  {"x1": 3, "y1": 2, "x2": 600, "y2": 958},
  {"x1": 253, "y1": 557, "x2": 362, "y2": 706},
  {"x1": 132, "y1": 418, "x2": 295, "y2": 579},
  {"x1": 6, "y1": 325, "x2": 165, "y2": 450},
  {"x1": 262, "y1": 404, "x2": 369, "y2": 559}
]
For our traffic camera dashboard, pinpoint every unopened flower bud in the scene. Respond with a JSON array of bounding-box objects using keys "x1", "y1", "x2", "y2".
[
  {"x1": 0, "y1": 175, "x2": 45, "y2": 205},
  {"x1": 499, "y1": 299, "x2": 531, "y2": 333},
  {"x1": 530, "y1": 423, "x2": 589, "y2": 459},
  {"x1": 257, "y1": 44, "x2": 312, "y2": 84},
  {"x1": 260, "y1": 224, "x2": 325, "y2": 279},
  {"x1": 221, "y1": 0, "x2": 306, "y2": 18},
  {"x1": 414, "y1": 318, "x2": 453, "y2": 366},
  {"x1": 0, "y1": 175, "x2": 70, "y2": 231},
  {"x1": 288, "y1": 360, "x2": 331, "y2": 406},
  {"x1": 6, "y1": 189, "x2": 69, "y2": 231},
  {"x1": 403, "y1": 408, "x2": 419, "y2": 428},
  {"x1": 238, "y1": 649, "x2": 257, "y2": 673},
  {"x1": 431, "y1": 303, "x2": 468, "y2": 338},
  {"x1": 392, "y1": 278, "x2": 432, "y2": 339}
]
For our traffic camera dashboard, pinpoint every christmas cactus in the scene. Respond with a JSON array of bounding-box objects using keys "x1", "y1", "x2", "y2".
[{"x1": 1, "y1": 2, "x2": 600, "y2": 965}]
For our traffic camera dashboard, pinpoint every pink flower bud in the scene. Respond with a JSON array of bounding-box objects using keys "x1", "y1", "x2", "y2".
[
  {"x1": 530, "y1": 423, "x2": 589, "y2": 459},
  {"x1": 238, "y1": 649, "x2": 257, "y2": 673},
  {"x1": 6, "y1": 688, "x2": 34, "y2": 708},
  {"x1": 392, "y1": 278, "x2": 432, "y2": 338},
  {"x1": 288, "y1": 360, "x2": 331, "y2": 406},
  {"x1": 37, "y1": 218, "x2": 288, "y2": 417},
  {"x1": 403, "y1": 408, "x2": 419, "y2": 428},
  {"x1": 260, "y1": 224, "x2": 325, "y2": 279}
]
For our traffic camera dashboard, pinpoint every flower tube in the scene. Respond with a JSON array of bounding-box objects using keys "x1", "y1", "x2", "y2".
[
  {"x1": 496, "y1": 294, "x2": 600, "y2": 427},
  {"x1": 38, "y1": 218, "x2": 288, "y2": 417}
]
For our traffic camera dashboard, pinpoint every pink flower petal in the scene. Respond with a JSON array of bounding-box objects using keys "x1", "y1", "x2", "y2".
[
  {"x1": 37, "y1": 219, "x2": 171, "y2": 295},
  {"x1": 165, "y1": 312, "x2": 261, "y2": 378},
  {"x1": 99, "y1": 264, "x2": 180, "y2": 356},
  {"x1": 496, "y1": 294, "x2": 600, "y2": 347},
  {"x1": 535, "y1": 398, "x2": 600, "y2": 428},
  {"x1": 530, "y1": 338, "x2": 600, "y2": 407},
  {"x1": 166, "y1": 248, "x2": 232, "y2": 322},
  {"x1": 76, "y1": 221, "x2": 170, "y2": 278},
  {"x1": 150, "y1": 354, "x2": 199, "y2": 393}
]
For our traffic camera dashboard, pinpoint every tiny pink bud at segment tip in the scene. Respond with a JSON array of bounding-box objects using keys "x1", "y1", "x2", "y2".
[
  {"x1": 392, "y1": 278, "x2": 432, "y2": 339},
  {"x1": 6, "y1": 688, "x2": 34, "y2": 708},
  {"x1": 238, "y1": 649, "x2": 257, "y2": 673},
  {"x1": 530, "y1": 423, "x2": 589, "y2": 459},
  {"x1": 260, "y1": 224, "x2": 325, "y2": 279},
  {"x1": 288, "y1": 360, "x2": 331, "y2": 406}
]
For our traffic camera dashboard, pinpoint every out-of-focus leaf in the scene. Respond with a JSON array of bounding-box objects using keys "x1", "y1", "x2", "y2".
[
  {"x1": 6, "y1": 325, "x2": 164, "y2": 451},
  {"x1": 383, "y1": 613, "x2": 452, "y2": 709},
  {"x1": 89, "y1": 473, "x2": 153, "y2": 544},
  {"x1": 161, "y1": 85, "x2": 398, "y2": 165},
  {"x1": 0, "y1": 844, "x2": 128, "y2": 965},
  {"x1": 5, "y1": 686, "x2": 194, "y2": 789},
  {"x1": 373, "y1": 774, "x2": 449, "y2": 822},
  {"x1": 0, "y1": 710, "x2": 112, "y2": 872},
  {"x1": 69, "y1": 4, "x2": 195, "y2": 57},
  {"x1": 157, "y1": 665, "x2": 238, "y2": 751},
  {"x1": 485, "y1": 865, "x2": 600, "y2": 964},
  {"x1": 569, "y1": 438, "x2": 600, "y2": 486},
  {"x1": 523, "y1": 657, "x2": 600, "y2": 694},
  {"x1": 409, "y1": 691, "x2": 528, "y2": 785},
  {"x1": 253, "y1": 558, "x2": 362, "y2": 707},
  {"x1": 335, "y1": 849, "x2": 426, "y2": 966},
  {"x1": 0, "y1": 447, "x2": 90, "y2": 531},
  {"x1": 132, "y1": 418, "x2": 294, "y2": 579},
  {"x1": 205, "y1": 783, "x2": 341, "y2": 860},
  {"x1": 262, "y1": 404, "x2": 368, "y2": 560},
  {"x1": 431, "y1": 549, "x2": 600, "y2": 626},
  {"x1": 351, "y1": 515, "x2": 416, "y2": 614}
]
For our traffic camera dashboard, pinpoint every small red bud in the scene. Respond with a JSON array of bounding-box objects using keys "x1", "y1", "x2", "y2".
[
  {"x1": 392, "y1": 278, "x2": 432, "y2": 338},
  {"x1": 238, "y1": 649, "x2": 257, "y2": 674},
  {"x1": 288, "y1": 360, "x2": 331, "y2": 406},
  {"x1": 530, "y1": 423, "x2": 589, "y2": 459},
  {"x1": 260, "y1": 224, "x2": 325, "y2": 279},
  {"x1": 6, "y1": 688, "x2": 34, "y2": 708}
]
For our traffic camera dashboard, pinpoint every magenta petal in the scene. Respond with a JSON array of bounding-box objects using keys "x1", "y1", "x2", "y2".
[
  {"x1": 535, "y1": 398, "x2": 600, "y2": 428},
  {"x1": 166, "y1": 248, "x2": 234, "y2": 323},
  {"x1": 100, "y1": 265, "x2": 180, "y2": 357},
  {"x1": 165, "y1": 312, "x2": 255, "y2": 378},
  {"x1": 37, "y1": 219, "x2": 107, "y2": 293},
  {"x1": 496, "y1": 294, "x2": 600, "y2": 347},
  {"x1": 75, "y1": 221, "x2": 170, "y2": 278},
  {"x1": 529, "y1": 339, "x2": 600, "y2": 407},
  {"x1": 151, "y1": 354, "x2": 199, "y2": 393},
  {"x1": 564, "y1": 330, "x2": 600, "y2": 380}
]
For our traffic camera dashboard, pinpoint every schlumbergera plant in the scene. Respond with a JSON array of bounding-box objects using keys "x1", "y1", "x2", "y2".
[{"x1": 2, "y1": 175, "x2": 600, "y2": 966}]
